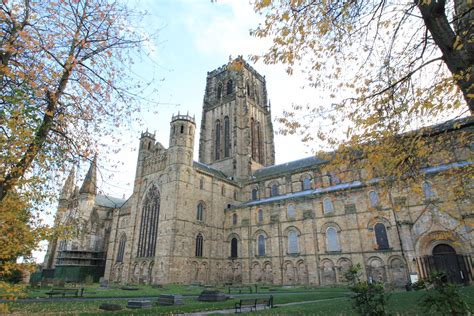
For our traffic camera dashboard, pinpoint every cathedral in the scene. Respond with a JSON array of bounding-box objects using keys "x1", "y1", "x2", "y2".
[{"x1": 44, "y1": 57, "x2": 473, "y2": 286}]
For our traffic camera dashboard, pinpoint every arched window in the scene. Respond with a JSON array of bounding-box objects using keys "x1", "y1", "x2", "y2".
[
  {"x1": 302, "y1": 175, "x2": 312, "y2": 191},
  {"x1": 195, "y1": 234, "x2": 203, "y2": 257},
  {"x1": 232, "y1": 213, "x2": 238, "y2": 225},
  {"x1": 215, "y1": 120, "x2": 221, "y2": 160},
  {"x1": 422, "y1": 182, "x2": 435, "y2": 200},
  {"x1": 226, "y1": 79, "x2": 233, "y2": 94},
  {"x1": 180, "y1": 125, "x2": 184, "y2": 134},
  {"x1": 323, "y1": 198, "x2": 334, "y2": 214},
  {"x1": 224, "y1": 116, "x2": 230, "y2": 157},
  {"x1": 116, "y1": 234, "x2": 126, "y2": 262},
  {"x1": 217, "y1": 83, "x2": 222, "y2": 99},
  {"x1": 137, "y1": 185, "x2": 160, "y2": 257},
  {"x1": 288, "y1": 230, "x2": 299, "y2": 254},
  {"x1": 257, "y1": 235, "x2": 266, "y2": 256},
  {"x1": 326, "y1": 227, "x2": 340, "y2": 251},
  {"x1": 374, "y1": 223, "x2": 389, "y2": 250},
  {"x1": 369, "y1": 191, "x2": 379, "y2": 207},
  {"x1": 231, "y1": 238, "x2": 238, "y2": 258},
  {"x1": 287, "y1": 204, "x2": 296, "y2": 219},
  {"x1": 257, "y1": 209, "x2": 263, "y2": 224},
  {"x1": 252, "y1": 187, "x2": 259, "y2": 201},
  {"x1": 271, "y1": 183, "x2": 279, "y2": 197},
  {"x1": 197, "y1": 203, "x2": 204, "y2": 221}
]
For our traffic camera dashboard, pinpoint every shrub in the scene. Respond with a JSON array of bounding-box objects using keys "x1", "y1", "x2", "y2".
[
  {"x1": 420, "y1": 272, "x2": 471, "y2": 315},
  {"x1": 344, "y1": 264, "x2": 389, "y2": 316}
]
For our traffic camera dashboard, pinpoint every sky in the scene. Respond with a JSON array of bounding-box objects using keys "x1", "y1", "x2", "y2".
[
  {"x1": 33, "y1": 0, "x2": 321, "y2": 262},
  {"x1": 94, "y1": 0, "x2": 321, "y2": 198}
]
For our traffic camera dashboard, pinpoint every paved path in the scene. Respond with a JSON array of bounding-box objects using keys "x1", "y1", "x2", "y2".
[
  {"x1": 180, "y1": 297, "x2": 346, "y2": 315},
  {"x1": 1, "y1": 291, "x2": 347, "y2": 303}
]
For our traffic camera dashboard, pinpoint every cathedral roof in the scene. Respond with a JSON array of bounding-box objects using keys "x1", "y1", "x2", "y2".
[
  {"x1": 95, "y1": 194, "x2": 126, "y2": 208},
  {"x1": 253, "y1": 156, "x2": 326, "y2": 179},
  {"x1": 193, "y1": 161, "x2": 231, "y2": 181}
]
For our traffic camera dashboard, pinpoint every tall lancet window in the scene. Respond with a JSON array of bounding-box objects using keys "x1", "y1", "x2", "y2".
[
  {"x1": 224, "y1": 116, "x2": 230, "y2": 158},
  {"x1": 215, "y1": 120, "x2": 221, "y2": 160},
  {"x1": 137, "y1": 185, "x2": 160, "y2": 258},
  {"x1": 251, "y1": 118, "x2": 257, "y2": 160},
  {"x1": 257, "y1": 121, "x2": 263, "y2": 163},
  {"x1": 116, "y1": 234, "x2": 126, "y2": 262},
  {"x1": 226, "y1": 79, "x2": 233, "y2": 94}
]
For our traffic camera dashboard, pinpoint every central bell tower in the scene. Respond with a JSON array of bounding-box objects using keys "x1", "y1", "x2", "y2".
[{"x1": 198, "y1": 56, "x2": 275, "y2": 180}]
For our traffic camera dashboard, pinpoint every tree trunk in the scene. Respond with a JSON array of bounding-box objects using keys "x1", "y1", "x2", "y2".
[{"x1": 416, "y1": 0, "x2": 474, "y2": 114}]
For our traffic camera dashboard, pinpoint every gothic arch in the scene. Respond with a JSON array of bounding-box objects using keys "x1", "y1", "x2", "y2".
[
  {"x1": 137, "y1": 184, "x2": 160, "y2": 258},
  {"x1": 224, "y1": 116, "x2": 230, "y2": 158},
  {"x1": 215, "y1": 119, "x2": 221, "y2": 160},
  {"x1": 226, "y1": 79, "x2": 233, "y2": 94},
  {"x1": 116, "y1": 233, "x2": 126, "y2": 263},
  {"x1": 263, "y1": 261, "x2": 273, "y2": 284}
]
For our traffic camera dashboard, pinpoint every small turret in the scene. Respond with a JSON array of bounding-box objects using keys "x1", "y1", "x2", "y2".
[
  {"x1": 139, "y1": 130, "x2": 156, "y2": 152},
  {"x1": 169, "y1": 113, "x2": 196, "y2": 148},
  {"x1": 169, "y1": 113, "x2": 196, "y2": 165},
  {"x1": 80, "y1": 155, "x2": 97, "y2": 195}
]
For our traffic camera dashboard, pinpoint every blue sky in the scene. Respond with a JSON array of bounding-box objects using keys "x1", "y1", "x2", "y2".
[
  {"x1": 33, "y1": 1, "x2": 321, "y2": 262},
  {"x1": 95, "y1": 0, "x2": 321, "y2": 198}
]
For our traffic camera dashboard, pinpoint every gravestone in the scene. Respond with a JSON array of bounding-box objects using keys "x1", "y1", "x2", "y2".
[
  {"x1": 99, "y1": 278, "x2": 109, "y2": 288},
  {"x1": 197, "y1": 290, "x2": 228, "y2": 302},
  {"x1": 127, "y1": 300, "x2": 152, "y2": 309},
  {"x1": 99, "y1": 303, "x2": 122, "y2": 311},
  {"x1": 158, "y1": 294, "x2": 184, "y2": 305}
]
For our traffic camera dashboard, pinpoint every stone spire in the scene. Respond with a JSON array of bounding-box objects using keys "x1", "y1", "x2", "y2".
[
  {"x1": 59, "y1": 166, "x2": 76, "y2": 200},
  {"x1": 79, "y1": 155, "x2": 97, "y2": 195}
]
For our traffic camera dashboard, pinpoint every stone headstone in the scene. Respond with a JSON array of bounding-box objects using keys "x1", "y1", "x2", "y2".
[
  {"x1": 99, "y1": 278, "x2": 109, "y2": 288},
  {"x1": 99, "y1": 303, "x2": 123, "y2": 311},
  {"x1": 127, "y1": 300, "x2": 152, "y2": 309},
  {"x1": 158, "y1": 294, "x2": 184, "y2": 305},
  {"x1": 197, "y1": 290, "x2": 228, "y2": 302}
]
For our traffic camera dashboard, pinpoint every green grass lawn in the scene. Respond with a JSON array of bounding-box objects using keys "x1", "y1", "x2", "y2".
[{"x1": 4, "y1": 285, "x2": 473, "y2": 315}]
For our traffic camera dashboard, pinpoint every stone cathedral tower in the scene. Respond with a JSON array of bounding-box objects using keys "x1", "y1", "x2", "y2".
[{"x1": 198, "y1": 56, "x2": 275, "y2": 180}]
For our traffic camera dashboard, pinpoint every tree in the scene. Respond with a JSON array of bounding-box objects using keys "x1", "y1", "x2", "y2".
[
  {"x1": 251, "y1": 1, "x2": 473, "y2": 189},
  {"x1": 0, "y1": 0, "x2": 146, "y2": 202},
  {"x1": 0, "y1": 0, "x2": 149, "y2": 302}
]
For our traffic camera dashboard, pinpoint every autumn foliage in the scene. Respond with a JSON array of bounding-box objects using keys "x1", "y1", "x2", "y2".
[{"x1": 0, "y1": 0, "x2": 148, "y2": 303}]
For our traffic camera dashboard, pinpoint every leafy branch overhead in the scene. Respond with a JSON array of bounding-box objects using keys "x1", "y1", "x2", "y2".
[{"x1": 251, "y1": 0, "x2": 473, "y2": 185}]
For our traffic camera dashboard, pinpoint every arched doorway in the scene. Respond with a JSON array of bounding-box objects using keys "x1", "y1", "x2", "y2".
[{"x1": 432, "y1": 244, "x2": 463, "y2": 284}]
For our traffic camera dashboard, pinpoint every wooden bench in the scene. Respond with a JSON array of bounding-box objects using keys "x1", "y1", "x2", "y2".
[
  {"x1": 256, "y1": 296, "x2": 273, "y2": 310},
  {"x1": 45, "y1": 288, "x2": 84, "y2": 298},
  {"x1": 235, "y1": 298, "x2": 257, "y2": 313},
  {"x1": 228, "y1": 286, "x2": 253, "y2": 294},
  {"x1": 234, "y1": 296, "x2": 273, "y2": 313}
]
